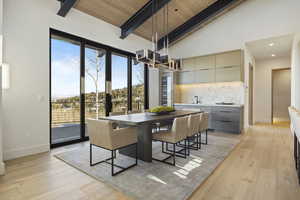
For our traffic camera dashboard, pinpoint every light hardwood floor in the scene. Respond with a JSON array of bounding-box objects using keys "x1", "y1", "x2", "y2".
[{"x1": 0, "y1": 125, "x2": 299, "y2": 200}]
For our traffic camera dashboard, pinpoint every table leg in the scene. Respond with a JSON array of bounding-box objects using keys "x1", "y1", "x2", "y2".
[{"x1": 119, "y1": 124, "x2": 153, "y2": 162}]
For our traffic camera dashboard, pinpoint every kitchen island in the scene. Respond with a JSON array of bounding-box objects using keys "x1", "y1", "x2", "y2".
[{"x1": 174, "y1": 103, "x2": 244, "y2": 134}]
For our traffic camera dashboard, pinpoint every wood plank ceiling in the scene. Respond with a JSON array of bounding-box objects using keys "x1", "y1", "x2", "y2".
[{"x1": 75, "y1": 0, "x2": 218, "y2": 41}]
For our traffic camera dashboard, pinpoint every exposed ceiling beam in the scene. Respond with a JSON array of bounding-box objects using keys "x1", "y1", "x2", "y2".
[
  {"x1": 157, "y1": 0, "x2": 242, "y2": 50},
  {"x1": 120, "y1": 0, "x2": 171, "y2": 39},
  {"x1": 57, "y1": 0, "x2": 78, "y2": 17}
]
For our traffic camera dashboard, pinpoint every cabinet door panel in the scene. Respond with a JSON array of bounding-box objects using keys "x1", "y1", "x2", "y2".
[
  {"x1": 216, "y1": 66, "x2": 241, "y2": 82},
  {"x1": 195, "y1": 55, "x2": 215, "y2": 69},
  {"x1": 177, "y1": 71, "x2": 194, "y2": 84},
  {"x1": 182, "y1": 58, "x2": 195, "y2": 70},
  {"x1": 194, "y1": 69, "x2": 215, "y2": 83},
  {"x1": 216, "y1": 51, "x2": 241, "y2": 68}
]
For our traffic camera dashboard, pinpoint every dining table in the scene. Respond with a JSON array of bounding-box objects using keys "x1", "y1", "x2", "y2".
[{"x1": 99, "y1": 110, "x2": 202, "y2": 162}]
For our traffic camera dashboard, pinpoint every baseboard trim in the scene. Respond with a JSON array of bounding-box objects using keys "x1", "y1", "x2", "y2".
[
  {"x1": 4, "y1": 144, "x2": 50, "y2": 161},
  {"x1": 0, "y1": 161, "x2": 5, "y2": 175}
]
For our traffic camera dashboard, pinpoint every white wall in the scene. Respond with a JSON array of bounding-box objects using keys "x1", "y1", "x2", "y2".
[
  {"x1": 2, "y1": 0, "x2": 151, "y2": 160},
  {"x1": 169, "y1": 0, "x2": 299, "y2": 129},
  {"x1": 170, "y1": 0, "x2": 300, "y2": 58},
  {"x1": 291, "y1": 34, "x2": 300, "y2": 110},
  {"x1": 0, "y1": 0, "x2": 4, "y2": 174},
  {"x1": 254, "y1": 56, "x2": 291, "y2": 123}
]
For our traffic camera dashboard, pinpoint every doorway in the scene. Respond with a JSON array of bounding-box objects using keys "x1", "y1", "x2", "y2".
[{"x1": 272, "y1": 68, "x2": 291, "y2": 124}]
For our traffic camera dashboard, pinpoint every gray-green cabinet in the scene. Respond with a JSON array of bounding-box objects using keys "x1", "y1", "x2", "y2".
[
  {"x1": 177, "y1": 50, "x2": 243, "y2": 84},
  {"x1": 215, "y1": 66, "x2": 241, "y2": 82},
  {"x1": 194, "y1": 69, "x2": 215, "y2": 83}
]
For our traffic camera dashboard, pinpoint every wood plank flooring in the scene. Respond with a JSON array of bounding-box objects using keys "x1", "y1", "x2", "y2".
[{"x1": 0, "y1": 125, "x2": 299, "y2": 200}]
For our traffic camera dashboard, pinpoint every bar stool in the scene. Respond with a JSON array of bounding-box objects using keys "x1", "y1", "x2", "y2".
[
  {"x1": 177, "y1": 113, "x2": 202, "y2": 153},
  {"x1": 152, "y1": 116, "x2": 189, "y2": 166},
  {"x1": 199, "y1": 112, "x2": 209, "y2": 145}
]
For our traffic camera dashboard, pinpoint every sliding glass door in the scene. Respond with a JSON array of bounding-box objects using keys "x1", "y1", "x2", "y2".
[
  {"x1": 132, "y1": 59, "x2": 145, "y2": 112},
  {"x1": 111, "y1": 53, "x2": 128, "y2": 113},
  {"x1": 51, "y1": 35, "x2": 82, "y2": 145},
  {"x1": 50, "y1": 29, "x2": 148, "y2": 147}
]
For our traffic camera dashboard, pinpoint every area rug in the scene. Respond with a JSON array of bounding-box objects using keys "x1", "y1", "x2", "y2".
[{"x1": 55, "y1": 134, "x2": 240, "y2": 200}]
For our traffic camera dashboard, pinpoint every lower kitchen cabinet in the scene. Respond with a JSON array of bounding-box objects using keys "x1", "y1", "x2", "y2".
[{"x1": 174, "y1": 104, "x2": 244, "y2": 134}]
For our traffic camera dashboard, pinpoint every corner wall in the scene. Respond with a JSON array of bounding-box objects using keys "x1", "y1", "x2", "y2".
[
  {"x1": 254, "y1": 56, "x2": 291, "y2": 123},
  {"x1": 291, "y1": 34, "x2": 300, "y2": 110},
  {"x1": 2, "y1": 0, "x2": 151, "y2": 160},
  {"x1": 0, "y1": 0, "x2": 5, "y2": 174}
]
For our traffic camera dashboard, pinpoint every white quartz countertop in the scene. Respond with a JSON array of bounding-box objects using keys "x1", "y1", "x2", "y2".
[{"x1": 174, "y1": 103, "x2": 244, "y2": 108}]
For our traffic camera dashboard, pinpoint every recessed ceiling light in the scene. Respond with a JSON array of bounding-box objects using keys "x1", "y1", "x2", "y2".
[
  {"x1": 269, "y1": 43, "x2": 275, "y2": 46},
  {"x1": 271, "y1": 54, "x2": 276, "y2": 57}
]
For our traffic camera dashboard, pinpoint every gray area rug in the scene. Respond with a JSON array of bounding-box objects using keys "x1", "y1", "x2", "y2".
[{"x1": 55, "y1": 134, "x2": 240, "y2": 200}]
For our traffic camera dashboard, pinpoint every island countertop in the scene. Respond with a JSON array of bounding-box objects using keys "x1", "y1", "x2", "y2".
[{"x1": 174, "y1": 103, "x2": 244, "y2": 108}]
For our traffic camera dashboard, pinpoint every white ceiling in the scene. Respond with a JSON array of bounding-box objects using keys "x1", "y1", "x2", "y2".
[{"x1": 246, "y1": 34, "x2": 294, "y2": 60}]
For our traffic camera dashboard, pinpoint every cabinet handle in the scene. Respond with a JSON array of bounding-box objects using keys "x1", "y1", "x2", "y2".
[
  {"x1": 219, "y1": 120, "x2": 232, "y2": 123},
  {"x1": 199, "y1": 68, "x2": 209, "y2": 71},
  {"x1": 223, "y1": 66, "x2": 234, "y2": 69},
  {"x1": 219, "y1": 110, "x2": 232, "y2": 113}
]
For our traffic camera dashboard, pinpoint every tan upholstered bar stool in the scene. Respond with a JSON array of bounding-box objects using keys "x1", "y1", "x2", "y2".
[
  {"x1": 199, "y1": 112, "x2": 209, "y2": 145},
  {"x1": 87, "y1": 119, "x2": 138, "y2": 176},
  {"x1": 189, "y1": 113, "x2": 202, "y2": 150},
  {"x1": 177, "y1": 113, "x2": 202, "y2": 153},
  {"x1": 152, "y1": 116, "x2": 189, "y2": 166}
]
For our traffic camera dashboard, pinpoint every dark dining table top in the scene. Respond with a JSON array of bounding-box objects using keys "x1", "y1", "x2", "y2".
[{"x1": 99, "y1": 110, "x2": 202, "y2": 125}]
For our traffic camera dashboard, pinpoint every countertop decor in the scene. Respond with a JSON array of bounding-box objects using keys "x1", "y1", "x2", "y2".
[{"x1": 148, "y1": 106, "x2": 175, "y2": 115}]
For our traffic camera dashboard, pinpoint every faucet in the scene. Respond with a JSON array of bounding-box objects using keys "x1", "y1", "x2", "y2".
[{"x1": 193, "y1": 96, "x2": 199, "y2": 104}]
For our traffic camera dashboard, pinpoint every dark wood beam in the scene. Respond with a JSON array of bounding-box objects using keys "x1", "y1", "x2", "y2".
[
  {"x1": 120, "y1": 0, "x2": 171, "y2": 39},
  {"x1": 57, "y1": 0, "x2": 78, "y2": 17},
  {"x1": 157, "y1": 0, "x2": 241, "y2": 50}
]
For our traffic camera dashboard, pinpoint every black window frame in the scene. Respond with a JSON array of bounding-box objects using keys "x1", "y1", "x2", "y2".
[{"x1": 49, "y1": 28, "x2": 149, "y2": 148}]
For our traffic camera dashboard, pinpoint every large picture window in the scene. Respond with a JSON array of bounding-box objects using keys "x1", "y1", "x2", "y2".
[{"x1": 50, "y1": 29, "x2": 148, "y2": 148}]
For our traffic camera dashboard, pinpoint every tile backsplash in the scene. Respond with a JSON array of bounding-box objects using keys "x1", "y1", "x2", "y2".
[{"x1": 175, "y1": 82, "x2": 244, "y2": 105}]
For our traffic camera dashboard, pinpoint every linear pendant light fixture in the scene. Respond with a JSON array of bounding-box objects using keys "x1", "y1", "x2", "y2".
[{"x1": 135, "y1": 0, "x2": 181, "y2": 71}]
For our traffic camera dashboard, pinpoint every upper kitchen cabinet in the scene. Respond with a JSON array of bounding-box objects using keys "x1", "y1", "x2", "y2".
[
  {"x1": 216, "y1": 50, "x2": 242, "y2": 68},
  {"x1": 216, "y1": 66, "x2": 241, "y2": 82},
  {"x1": 177, "y1": 49, "x2": 244, "y2": 84},
  {"x1": 182, "y1": 58, "x2": 196, "y2": 70},
  {"x1": 195, "y1": 55, "x2": 215, "y2": 69}
]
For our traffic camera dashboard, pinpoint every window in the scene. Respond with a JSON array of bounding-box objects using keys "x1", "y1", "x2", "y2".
[{"x1": 50, "y1": 29, "x2": 148, "y2": 147}]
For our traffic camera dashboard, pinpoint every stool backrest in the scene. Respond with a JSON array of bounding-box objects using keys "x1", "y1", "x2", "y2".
[
  {"x1": 199, "y1": 112, "x2": 209, "y2": 132},
  {"x1": 171, "y1": 116, "x2": 189, "y2": 141},
  {"x1": 188, "y1": 114, "x2": 201, "y2": 137}
]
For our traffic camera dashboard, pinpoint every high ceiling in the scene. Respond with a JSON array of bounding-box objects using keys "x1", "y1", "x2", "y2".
[
  {"x1": 72, "y1": 0, "x2": 244, "y2": 43},
  {"x1": 246, "y1": 34, "x2": 294, "y2": 61},
  {"x1": 75, "y1": 0, "x2": 219, "y2": 40}
]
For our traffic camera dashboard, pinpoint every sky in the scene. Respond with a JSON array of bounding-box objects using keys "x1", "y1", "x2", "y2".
[{"x1": 51, "y1": 38, "x2": 143, "y2": 99}]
